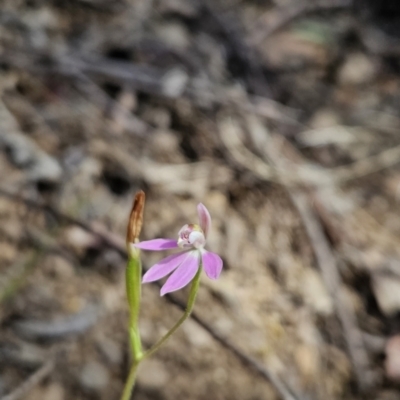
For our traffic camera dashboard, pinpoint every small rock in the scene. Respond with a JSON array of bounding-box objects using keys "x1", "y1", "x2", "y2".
[
  {"x1": 162, "y1": 68, "x2": 188, "y2": 98},
  {"x1": 96, "y1": 337, "x2": 123, "y2": 365},
  {"x1": 247, "y1": 330, "x2": 268, "y2": 353},
  {"x1": 225, "y1": 213, "x2": 246, "y2": 270},
  {"x1": 196, "y1": 34, "x2": 226, "y2": 81},
  {"x1": 158, "y1": 0, "x2": 199, "y2": 17},
  {"x1": 0, "y1": 105, "x2": 62, "y2": 183},
  {"x1": 138, "y1": 320, "x2": 158, "y2": 345},
  {"x1": 14, "y1": 304, "x2": 101, "y2": 340},
  {"x1": 300, "y1": 269, "x2": 333, "y2": 315},
  {"x1": 213, "y1": 367, "x2": 228, "y2": 384},
  {"x1": 309, "y1": 109, "x2": 342, "y2": 129},
  {"x1": 295, "y1": 344, "x2": 320, "y2": 384},
  {"x1": 25, "y1": 387, "x2": 47, "y2": 400},
  {"x1": 262, "y1": 32, "x2": 328, "y2": 69},
  {"x1": 149, "y1": 130, "x2": 180, "y2": 158},
  {"x1": 0, "y1": 341, "x2": 46, "y2": 368},
  {"x1": 206, "y1": 279, "x2": 239, "y2": 310},
  {"x1": 79, "y1": 361, "x2": 110, "y2": 392},
  {"x1": 371, "y1": 271, "x2": 400, "y2": 316},
  {"x1": 0, "y1": 242, "x2": 17, "y2": 263},
  {"x1": 298, "y1": 126, "x2": 359, "y2": 148},
  {"x1": 142, "y1": 109, "x2": 171, "y2": 129},
  {"x1": 26, "y1": 382, "x2": 65, "y2": 400},
  {"x1": 146, "y1": 128, "x2": 186, "y2": 163},
  {"x1": 42, "y1": 383, "x2": 65, "y2": 400},
  {"x1": 376, "y1": 390, "x2": 400, "y2": 400},
  {"x1": 155, "y1": 22, "x2": 190, "y2": 49},
  {"x1": 0, "y1": 99, "x2": 63, "y2": 183},
  {"x1": 1, "y1": 219, "x2": 23, "y2": 241},
  {"x1": 0, "y1": 377, "x2": 5, "y2": 397},
  {"x1": 338, "y1": 53, "x2": 378, "y2": 86},
  {"x1": 183, "y1": 319, "x2": 213, "y2": 348},
  {"x1": 102, "y1": 249, "x2": 123, "y2": 270},
  {"x1": 43, "y1": 255, "x2": 74, "y2": 279},
  {"x1": 63, "y1": 226, "x2": 98, "y2": 256},
  {"x1": 30, "y1": 155, "x2": 63, "y2": 183},
  {"x1": 23, "y1": 7, "x2": 59, "y2": 31},
  {"x1": 213, "y1": 317, "x2": 234, "y2": 336},
  {"x1": 385, "y1": 335, "x2": 400, "y2": 381},
  {"x1": 136, "y1": 359, "x2": 169, "y2": 390},
  {"x1": 102, "y1": 285, "x2": 124, "y2": 312}
]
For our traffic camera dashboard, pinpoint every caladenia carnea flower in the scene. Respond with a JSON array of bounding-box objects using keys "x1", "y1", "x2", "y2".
[
  {"x1": 135, "y1": 203, "x2": 223, "y2": 296},
  {"x1": 121, "y1": 196, "x2": 222, "y2": 400}
]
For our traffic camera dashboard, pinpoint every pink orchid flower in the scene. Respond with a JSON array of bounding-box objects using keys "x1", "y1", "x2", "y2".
[{"x1": 135, "y1": 203, "x2": 223, "y2": 296}]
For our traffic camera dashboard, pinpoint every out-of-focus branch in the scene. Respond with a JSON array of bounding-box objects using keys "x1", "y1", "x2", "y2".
[{"x1": 1, "y1": 359, "x2": 55, "y2": 400}]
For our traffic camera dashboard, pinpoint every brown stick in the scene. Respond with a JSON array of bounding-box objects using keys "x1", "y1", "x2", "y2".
[
  {"x1": 1, "y1": 359, "x2": 54, "y2": 400},
  {"x1": 252, "y1": 0, "x2": 353, "y2": 45},
  {"x1": 288, "y1": 190, "x2": 372, "y2": 391}
]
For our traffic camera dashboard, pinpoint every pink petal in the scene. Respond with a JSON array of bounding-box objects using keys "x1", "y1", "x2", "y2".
[
  {"x1": 161, "y1": 252, "x2": 200, "y2": 296},
  {"x1": 202, "y1": 251, "x2": 223, "y2": 280},
  {"x1": 197, "y1": 203, "x2": 211, "y2": 238},
  {"x1": 134, "y1": 238, "x2": 178, "y2": 251},
  {"x1": 142, "y1": 252, "x2": 189, "y2": 283}
]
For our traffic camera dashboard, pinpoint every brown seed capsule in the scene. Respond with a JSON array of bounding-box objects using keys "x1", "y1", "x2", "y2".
[{"x1": 126, "y1": 191, "x2": 145, "y2": 245}]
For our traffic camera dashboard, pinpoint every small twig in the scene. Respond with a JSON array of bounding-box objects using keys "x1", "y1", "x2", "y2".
[
  {"x1": 288, "y1": 191, "x2": 372, "y2": 391},
  {"x1": 1, "y1": 49, "x2": 298, "y2": 125},
  {"x1": 354, "y1": 22, "x2": 400, "y2": 57},
  {"x1": 252, "y1": 0, "x2": 353, "y2": 45},
  {"x1": 0, "y1": 188, "x2": 300, "y2": 400},
  {"x1": 361, "y1": 332, "x2": 386, "y2": 355},
  {"x1": 219, "y1": 115, "x2": 400, "y2": 187},
  {"x1": 333, "y1": 144, "x2": 400, "y2": 183},
  {"x1": 218, "y1": 115, "x2": 327, "y2": 186},
  {"x1": 71, "y1": 72, "x2": 149, "y2": 136},
  {"x1": 14, "y1": 304, "x2": 101, "y2": 340},
  {"x1": 198, "y1": 0, "x2": 271, "y2": 97},
  {"x1": 1, "y1": 358, "x2": 55, "y2": 400}
]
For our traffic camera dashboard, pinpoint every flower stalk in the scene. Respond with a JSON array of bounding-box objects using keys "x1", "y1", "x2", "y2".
[
  {"x1": 120, "y1": 361, "x2": 140, "y2": 400},
  {"x1": 120, "y1": 191, "x2": 145, "y2": 400},
  {"x1": 126, "y1": 254, "x2": 143, "y2": 359},
  {"x1": 125, "y1": 191, "x2": 145, "y2": 360},
  {"x1": 143, "y1": 265, "x2": 202, "y2": 359}
]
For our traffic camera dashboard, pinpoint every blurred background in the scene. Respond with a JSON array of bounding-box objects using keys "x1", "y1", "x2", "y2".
[{"x1": 2, "y1": 0, "x2": 400, "y2": 399}]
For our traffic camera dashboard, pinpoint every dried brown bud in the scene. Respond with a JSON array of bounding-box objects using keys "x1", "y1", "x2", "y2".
[{"x1": 126, "y1": 190, "x2": 145, "y2": 245}]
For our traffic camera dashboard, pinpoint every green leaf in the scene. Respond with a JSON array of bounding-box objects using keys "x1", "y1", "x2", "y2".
[{"x1": 125, "y1": 252, "x2": 143, "y2": 358}]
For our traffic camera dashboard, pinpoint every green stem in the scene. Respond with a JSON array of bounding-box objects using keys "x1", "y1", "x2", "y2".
[
  {"x1": 143, "y1": 267, "x2": 202, "y2": 360},
  {"x1": 126, "y1": 253, "x2": 143, "y2": 359},
  {"x1": 120, "y1": 360, "x2": 139, "y2": 400}
]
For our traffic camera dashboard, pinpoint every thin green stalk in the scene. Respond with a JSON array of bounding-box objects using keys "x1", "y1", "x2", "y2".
[
  {"x1": 126, "y1": 252, "x2": 143, "y2": 359},
  {"x1": 126, "y1": 254, "x2": 142, "y2": 328},
  {"x1": 143, "y1": 267, "x2": 202, "y2": 360},
  {"x1": 120, "y1": 360, "x2": 140, "y2": 400}
]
